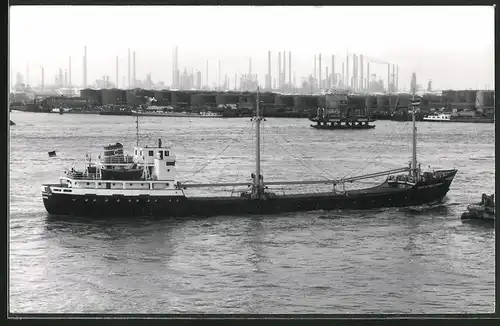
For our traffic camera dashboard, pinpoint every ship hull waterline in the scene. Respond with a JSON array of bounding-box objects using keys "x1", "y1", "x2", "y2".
[{"x1": 42, "y1": 170, "x2": 456, "y2": 218}]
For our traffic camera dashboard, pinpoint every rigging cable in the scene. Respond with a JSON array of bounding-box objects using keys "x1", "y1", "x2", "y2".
[
  {"x1": 266, "y1": 120, "x2": 338, "y2": 180},
  {"x1": 341, "y1": 119, "x2": 412, "y2": 180},
  {"x1": 184, "y1": 118, "x2": 253, "y2": 182},
  {"x1": 263, "y1": 125, "x2": 334, "y2": 182}
]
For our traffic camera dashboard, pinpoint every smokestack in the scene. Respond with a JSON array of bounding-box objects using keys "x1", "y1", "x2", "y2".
[
  {"x1": 346, "y1": 52, "x2": 349, "y2": 88},
  {"x1": 64, "y1": 70, "x2": 68, "y2": 88},
  {"x1": 367, "y1": 62, "x2": 370, "y2": 91},
  {"x1": 218, "y1": 60, "x2": 221, "y2": 90},
  {"x1": 392, "y1": 64, "x2": 396, "y2": 92},
  {"x1": 319, "y1": 54, "x2": 322, "y2": 89},
  {"x1": 116, "y1": 56, "x2": 119, "y2": 89},
  {"x1": 387, "y1": 63, "x2": 390, "y2": 93},
  {"x1": 249, "y1": 57, "x2": 252, "y2": 75},
  {"x1": 288, "y1": 51, "x2": 291, "y2": 86},
  {"x1": 133, "y1": 51, "x2": 136, "y2": 89},
  {"x1": 360, "y1": 55, "x2": 364, "y2": 92},
  {"x1": 128, "y1": 48, "x2": 131, "y2": 89},
  {"x1": 283, "y1": 51, "x2": 286, "y2": 87},
  {"x1": 41, "y1": 67, "x2": 44, "y2": 91},
  {"x1": 83, "y1": 46, "x2": 87, "y2": 88},
  {"x1": 267, "y1": 51, "x2": 271, "y2": 90},
  {"x1": 59, "y1": 68, "x2": 63, "y2": 88},
  {"x1": 326, "y1": 66, "x2": 329, "y2": 89},
  {"x1": 25, "y1": 64, "x2": 29, "y2": 87},
  {"x1": 331, "y1": 55, "x2": 335, "y2": 87},
  {"x1": 342, "y1": 62, "x2": 344, "y2": 87},
  {"x1": 396, "y1": 65, "x2": 399, "y2": 92},
  {"x1": 278, "y1": 52, "x2": 281, "y2": 88},
  {"x1": 313, "y1": 54, "x2": 316, "y2": 81},
  {"x1": 352, "y1": 54, "x2": 356, "y2": 91},
  {"x1": 69, "y1": 56, "x2": 72, "y2": 90}
]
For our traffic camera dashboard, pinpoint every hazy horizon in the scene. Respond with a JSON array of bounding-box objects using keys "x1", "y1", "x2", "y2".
[{"x1": 9, "y1": 5, "x2": 495, "y2": 90}]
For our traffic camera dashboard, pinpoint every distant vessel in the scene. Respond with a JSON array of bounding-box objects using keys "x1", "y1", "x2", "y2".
[
  {"x1": 132, "y1": 110, "x2": 223, "y2": 118},
  {"x1": 50, "y1": 108, "x2": 71, "y2": 114},
  {"x1": 10, "y1": 120, "x2": 15, "y2": 126},
  {"x1": 422, "y1": 113, "x2": 451, "y2": 122},
  {"x1": 423, "y1": 112, "x2": 494, "y2": 123},
  {"x1": 309, "y1": 91, "x2": 375, "y2": 130},
  {"x1": 41, "y1": 90, "x2": 457, "y2": 218},
  {"x1": 99, "y1": 107, "x2": 134, "y2": 116}
]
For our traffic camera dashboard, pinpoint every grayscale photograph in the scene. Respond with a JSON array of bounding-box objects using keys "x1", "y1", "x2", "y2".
[{"x1": 9, "y1": 5, "x2": 494, "y2": 314}]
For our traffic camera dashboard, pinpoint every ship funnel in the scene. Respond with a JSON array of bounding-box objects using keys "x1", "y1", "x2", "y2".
[{"x1": 158, "y1": 138, "x2": 162, "y2": 148}]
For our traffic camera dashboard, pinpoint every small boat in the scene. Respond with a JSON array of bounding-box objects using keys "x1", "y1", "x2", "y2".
[
  {"x1": 422, "y1": 113, "x2": 451, "y2": 122},
  {"x1": 131, "y1": 110, "x2": 223, "y2": 118},
  {"x1": 461, "y1": 193, "x2": 495, "y2": 223}
]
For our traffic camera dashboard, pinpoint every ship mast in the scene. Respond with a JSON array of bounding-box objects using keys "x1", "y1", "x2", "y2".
[
  {"x1": 411, "y1": 90, "x2": 418, "y2": 179},
  {"x1": 253, "y1": 87, "x2": 263, "y2": 197},
  {"x1": 135, "y1": 113, "x2": 139, "y2": 147}
]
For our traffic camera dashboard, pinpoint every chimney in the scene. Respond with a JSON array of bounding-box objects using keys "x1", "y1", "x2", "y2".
[
  {"x1": 326, "y1": 66, "x2": 329, "y2": 89},
  {"x1": 68, "y1": 56, "x2": 72, "y2": 90},
  {"x1": 116, "y1": 56, "x2": 119, "y2": 89},
  {"x1": 283, "y1": 51, "x2": 286, "y2": 87},
  {"x1": 331, "y1": 55, "x2": 335, "y2": 87},
  {"x1": 288, "y1": 51, "x2": 291, "y2": 87},
  {"x1": 319, "y1": 53, "x2": 322, "y2": 90},
  {"x1": 387, "y1": 63, "x2": 390, "y2": 93},
  {"x1": 392, "y1": 64, "x2": 396, "y2": 92},
  {"x1": 396, "y1": 65, "x2": 399, "y2": 92},
  {"x1": 342, "y1": 62, "x2": 344, "y2": 88},
  {"x1": 41, "y1": 67, "x2": 44, "y2": 91},
  {"x1": 313, "y1": 54, "x2": 316, "y2": 81},
  {"x1": 278, "y1": 52, "x2": 281, "y2": 88},
  {"x1": 360, "y1": 55, "x2": 364, "y2": 92},
  {"x1": 128, "y1": 48, "x2": 131, "y2": 89},
  {"x1": 367, "y1": 62, "x2": 370, "y2": 91},
  {"x1": 267, "y1": 50, "x2": 271, "y2": 90},
  {"x1": 64, "y1": 70, "x2": 68, "y2": 88},
  {"x1": 133, "y1": 51, "x2": 136, "y2": 89},
  {"x1": 346, "y1": 52, "x2": 349, "y2": 88},
  {"x1": 83, "y1": 46, "x2": 87, "y2": 88}
]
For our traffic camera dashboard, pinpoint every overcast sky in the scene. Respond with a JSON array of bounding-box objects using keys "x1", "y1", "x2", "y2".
[{"x1": 9, "y1": 5, "x2": 494, "y2": 90}]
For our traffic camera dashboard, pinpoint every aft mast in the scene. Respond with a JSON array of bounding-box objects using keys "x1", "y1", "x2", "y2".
[
  {"x1": 135, "y1": 113, "x2": 139, "y2": 147},
  {"x1": 252, "y1": 87, "x2": 264, "y2": 198},
  {"x1": 410, "y1": 89, "x2": 419, "y2": 180}
]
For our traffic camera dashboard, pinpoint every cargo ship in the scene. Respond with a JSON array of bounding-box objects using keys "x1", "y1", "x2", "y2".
[{"x1": 41, "y1": 91, "x2": 457, "y2": 218}]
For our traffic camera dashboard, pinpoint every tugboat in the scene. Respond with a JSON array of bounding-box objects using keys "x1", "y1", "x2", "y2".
[
  {"x1": 461, "y1": 193, "x2": 495, "y2": 224},
  {"x1": 310, "y1": 107, "x2": 376, "y2": 130},
  {"x1": 309, "y1": 90, "x2": 375, "y2": 130},
  {"x1": 41, "y1": 90, "x2": 457, "y2": 218}
]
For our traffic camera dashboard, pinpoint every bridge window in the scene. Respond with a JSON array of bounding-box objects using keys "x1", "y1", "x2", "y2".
[
  {"x1": 166, "y1": 161, "x2": 175, "y2": 166},
  {"x1": 149, "y1": 150, "x2": 154, "y2": 156},
  {"x1": 134, "y1": 149, "x2": 137, "y2": 155},
  {"x1": 165, "y1": 151, "x2": 169, "y2": 156}
]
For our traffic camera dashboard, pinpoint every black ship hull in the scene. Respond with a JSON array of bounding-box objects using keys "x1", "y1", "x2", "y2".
[
  {"x1": 99, "y1": 111, "x2": 133, "y2": 116},
  {"x1": 311, "y1": 124, "x2": 375, "y2": 130},
  {"x1": 42, "y1": 170, "x2": 456, "y2": 218}
]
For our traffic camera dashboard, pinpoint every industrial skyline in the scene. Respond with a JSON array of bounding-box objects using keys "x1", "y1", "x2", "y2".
[{"x1": 9, "y1": 6, "x2": 494, "y2": 91}]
